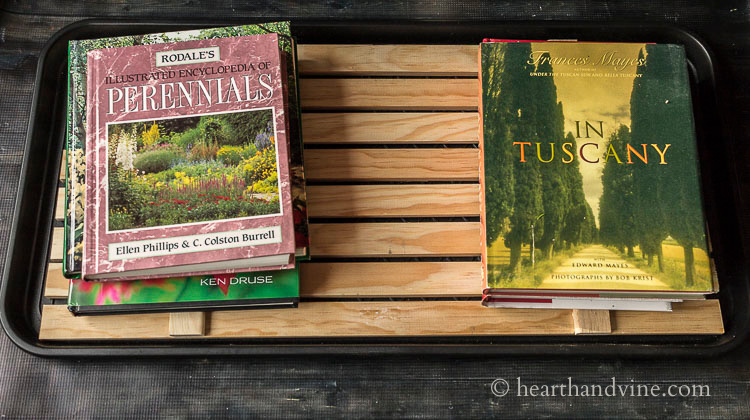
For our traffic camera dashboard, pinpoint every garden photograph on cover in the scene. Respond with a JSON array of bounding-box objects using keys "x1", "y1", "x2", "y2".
[
  {"x1": 482, "y1": 41, "x2": 711, "y2": 292},
  {"x1": 107, "y1": 108, "x2": 281, "y2": 231}
]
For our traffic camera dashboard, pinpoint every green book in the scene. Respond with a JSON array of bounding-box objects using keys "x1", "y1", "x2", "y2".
[
  {"x1": 68, "y1": 268, "x2": 298, "y2": 314},
  {"x1": 479, "y1": 40, "x2": 717, "y2": 301}
]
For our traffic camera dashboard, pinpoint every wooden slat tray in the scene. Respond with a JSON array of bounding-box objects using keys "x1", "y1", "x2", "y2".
[{"x1": 39, "y1": 44, "x2": 724, "y2": 341}]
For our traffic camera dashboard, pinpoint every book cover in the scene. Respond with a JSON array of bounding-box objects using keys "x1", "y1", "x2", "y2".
[
  {"x1": 83, "y1": 33, "x2": 295, "y2": 280},
  {"x1": 479, "y1": 40, "x2": 714, "y2": 295},
  {"x1": 63, "y1": 23, "x2": 306, "y2": 277},
  {"x1": 68, "y1": 267, "x2": 298, "y2": 314}
]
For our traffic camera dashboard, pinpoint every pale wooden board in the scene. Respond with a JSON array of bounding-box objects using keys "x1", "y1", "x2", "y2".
[
  {"x1": 298, "y1": 44, "x2": 477, "y2": 76},
  {"x1": 305, "y1": 149, "x2": 479, "y2": 181},
  {"x1": 39, "y1": 300, "x2": 724, "y2": 341},
  {"x1": 54, "y1": 187, "x2": 65, "y2": 221},
  {"x1": 572, "y1": 309, "x2": 612, "y2": 335},
  {"x1": 307, "y1": 184, "x2": 480, "y2": 218},
  {"x1": 309, "y1": 222, "x2": 481, "y2": 257},
  {"x1": 300, "y1": 262, "x2": 480, "y2": 298},
  {"x1": 169, "y1": 312, "x2": 206, "y2": 336},
  {"x1": 300, "y1": 79, "x2": 478, "y2": 111},
  {"x1": 44, "y1": 262, "x2": 68, "y2": 299},
  {"x1": 612, "y1": 300, "x2": 724, "y2": 335},
  {"x1": 302, "y1": 113, "x2": 479, "y2": 144},
  {"x1": 46, "y1": 261, "x2": 480, "y2": 299},
  {"x1": 50, "y1": 227, "x2": 63, "y2": 261},
  {"x1": 60, "y1": 149, "x2": 66, "y2": 181}
]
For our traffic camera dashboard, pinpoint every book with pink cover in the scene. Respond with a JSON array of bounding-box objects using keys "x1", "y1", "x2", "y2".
[{"x1": 83, "y1": 33, "x2": 295, "y2": 281}]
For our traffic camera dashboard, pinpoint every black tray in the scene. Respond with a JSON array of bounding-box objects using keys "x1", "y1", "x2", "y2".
[{"x1": 2, "y1": 19, "x2": 747, "y2": 357}]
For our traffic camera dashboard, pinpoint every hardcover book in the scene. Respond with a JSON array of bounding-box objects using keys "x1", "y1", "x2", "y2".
[
  {"x1": 83, "y1": 32, "x2": 295, "y2": 281},
  {"x1": 479, "y1": 40, "x2": 716, "y2": 303},
  {"x1": 64, "y1": 23, "x2": 307, "y2": 279},
  {"x1": 68, "y1": 267, "x2": 298, "y2": 314}
]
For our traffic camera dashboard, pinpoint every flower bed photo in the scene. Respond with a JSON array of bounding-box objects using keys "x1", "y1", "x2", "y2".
[{"x1": 107, "y1": 108, "x2": 281, "y2": 231}]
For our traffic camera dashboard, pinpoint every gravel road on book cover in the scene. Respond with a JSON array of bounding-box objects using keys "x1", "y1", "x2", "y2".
[{"x1": 479, "y1": 41, "x2": 714, "y2": 294}]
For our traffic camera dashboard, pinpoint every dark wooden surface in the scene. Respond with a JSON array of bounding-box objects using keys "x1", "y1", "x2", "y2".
[{"x1": 2, "y1": 1, "x2": 750, "y2": 417}]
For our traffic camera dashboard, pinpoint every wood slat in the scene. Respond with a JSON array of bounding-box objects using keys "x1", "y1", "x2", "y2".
[
  {"x1": 300, "y1": 79, "x2": 478, "y2": 111},
  {"x1": 50, "y1": 227, "x2": 63, "y2": 261},
  {"x1": 45, "y1": 261, "x2": 480, "y2": 300},
  {"x1": 54, "y1": 187, "x2": 65, "y2": 220},
  {"x1": 307, "y1": 185, "x2": 480, "y2": 218},
  {"x1": 298, "y1": 44, "x2": 477, "y2": 76},
  {"x1": 301, "y1": 112, "x2": 478, "y2": 144},
  {"x1": 169, "y1": 312, "x2": 206, "y2": 336},
  {"x1": 60, "y1": 149, "x2": 66, "y2": 181},
  {"x1": 305, "y1": 149, "x2": 478, "y2": 181},
  {"x1": 309, "y1": 222, "x2": 481, "y2": 257},
  {"x1": 38, "y1": 300, "x2": 724, "y2": 341},
  {"x1": 300, "y1": 262, "x2": 480, "y2": 297},
  {"x1": 44, "y1": 262, "x2": 68, "y2": 299},
  {"x1": 572, "y1": 309, "x2": 612, "y2": 335}
]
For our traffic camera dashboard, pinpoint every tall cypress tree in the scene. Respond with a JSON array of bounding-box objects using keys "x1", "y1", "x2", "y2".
[
  {"x1": 630, "y1": 48, "x2": 669, "y2": 271},
  {"x1": 560, "y1": 131, "x2": 589, "y2": 248},
  {"x1": 632, "y1": 44, "x2": 706, "y2": 286},
  {"x1": 502, "y1": 43, "x2": 544, "y2": 273},
  {"x1": 534, "y1": 61, "x2": 569, "y2": 259},
  {"x1": 599, "y1": 125, "x2": 638, "y2": 256},
  {"x1": 481, "y1": 44, "x2": 515, "y2": 249}
]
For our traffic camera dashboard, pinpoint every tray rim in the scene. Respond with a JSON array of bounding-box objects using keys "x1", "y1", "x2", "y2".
[{"x1": 3, "y1": 17, "x2": 747, "y2": 358}]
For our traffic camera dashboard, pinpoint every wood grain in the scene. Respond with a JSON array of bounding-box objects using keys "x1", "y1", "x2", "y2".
[
  {"x1": 612, "y1": 300, "x2": 724, "y2": 335},
  {"x1": 307, "y1": 184, "x2": 480, "y2": 217},
  {"x1": 169, "y1": 312, "x2": 206, "y2": 336},
  {"x1": 45, "y1": 260, "x2": 481, "y2": 299},
  {"x1": 300, "y1": 79, "x2": 478, "y2": 111},
  {"x1": 44, "y1": 262, "x2": 68, "y2": 299},
  {"x1": 300, "y1": 262, "x2": 480, "y2": 297},
  {"x1": 50, "y1": 227, "x2": 63, "y2": 261},
  {"x1": 38, "y1": 300, "x2": 724, "y2": 340},
  {"x1": 301, "y1": 112, "x2": 479, "y2": 144},
  {"x1": 309, "y1": 222, "x2": 481, "y2": 257},
  {"x1": 54, "y1": 187, "x2": 65, "y2": 221},
  {"x1": 60, "y1": 149, "x2": 66, "y2": 181},
  {"x1": 305, "y1": 149, "x2": 479, "y2": 181},
  {"x1": 298, "y1": 44, "x2": 477, "y2": 76},
  {"x1": 572, "y1": 309, "x2": 612, "y2": 335}
]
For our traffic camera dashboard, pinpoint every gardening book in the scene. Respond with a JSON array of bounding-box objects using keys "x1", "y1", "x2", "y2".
[
  {"x1": 82, "y1": 31, "x2": 295, "y2": 281},
  {"x1": 64, "y1": 22, "x2": 307, "y2": 278},
  {"x1": 68, "y1": 267, "x2": 298, "y2": 314},
  {"x1": 478, "y1": 40, "x2": 717, "y2": 305}
]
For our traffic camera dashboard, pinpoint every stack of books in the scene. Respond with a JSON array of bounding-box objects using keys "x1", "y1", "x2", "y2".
[
  {"x1": 63, "y1": 23, "x2": 308, "y2": 314},
  {"x1": 478, "y1": 39, "x2": 718, "y2": 311}
]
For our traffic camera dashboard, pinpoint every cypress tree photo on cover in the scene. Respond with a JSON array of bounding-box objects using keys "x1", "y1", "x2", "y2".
[{"x1": 483, "y1": 41, "x2": 711, "y2": 292}]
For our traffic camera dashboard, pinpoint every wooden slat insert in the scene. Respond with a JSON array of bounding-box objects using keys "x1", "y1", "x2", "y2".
[
  {"x1": 169, "y1": 312, "x2": 206, "y2": 336},
  {"x1": 307, "y1": 185, "x2": 480, "y2": 218},
  {"x1": 45, "y1": 261, "x2": 480, "y2": 300},
  {"x1": 54, "y1": 187, "x2": 65, "y2": 221},
  {"x1": 50, "y1": 227, "x2": 63, "y2": 261},
  {"x1": 39, "y1": 300, "x2": 724, "y2": 340},
  {"x1": 572, "y1": 309, "x2": 612, "y2": 335},
  {"x1": 60, "y1": 150, "x2": 66, "y2": 181},
  {"x1": 300, "y1": 262, "x2": 480, "y2": 297},
  {"x1": 44, "y1": 262, "x2": 68, "y2": 299},
  {"x1": 612, "y1": 300, "x2": 724, "y2": 335},
  {"x1": 305, "y1": 149, "x2": 478, "y2": 182},
  {"x1": 300, "y1": 79, "x2": 477, "y2": 111},
  {"x1": 302, "y1": 112, "x2": 479, "y2": 144},
  {"x1": 309, "y1": 222, "x2": 481, "y2": 257},
  {"x1": 298, "y1": 44, "x2": 477, "y2": 76}
]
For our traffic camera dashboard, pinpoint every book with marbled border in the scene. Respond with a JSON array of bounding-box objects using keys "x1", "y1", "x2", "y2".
[{"x1": 83, "y1": 33, "x2": 295, "y2": 281}]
